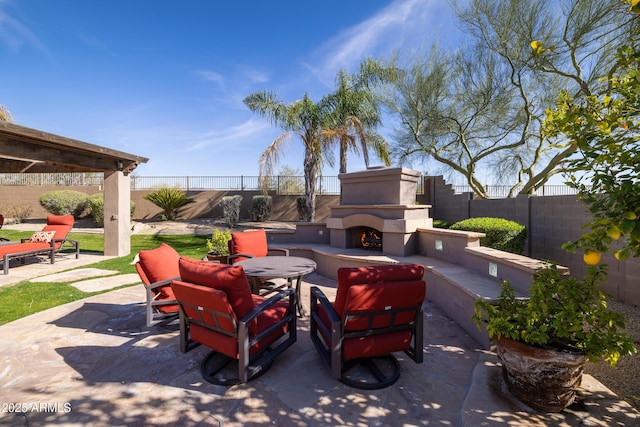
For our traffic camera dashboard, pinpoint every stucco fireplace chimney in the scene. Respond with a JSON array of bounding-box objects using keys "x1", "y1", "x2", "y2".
[{"x1": 325, "y1": 167, "x2": 432, "y2": 256}]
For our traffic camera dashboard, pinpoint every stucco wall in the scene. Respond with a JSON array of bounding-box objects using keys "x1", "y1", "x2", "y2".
[{"x1": 422, "y1": 176, "x2": 640, "y2": 306}]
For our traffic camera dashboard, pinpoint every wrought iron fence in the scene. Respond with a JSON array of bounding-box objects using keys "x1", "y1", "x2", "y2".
[
  {"x1": 0, "y1": 172, "x2": 575, "y2": 197},
  {"x1": 452, "y1": 184, "x2": 578, "y2": 198}
]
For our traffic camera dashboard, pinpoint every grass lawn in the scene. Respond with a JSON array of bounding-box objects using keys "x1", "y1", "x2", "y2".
[{"x1": 0, "y1": 231, "x2": 210, "y2": 326}]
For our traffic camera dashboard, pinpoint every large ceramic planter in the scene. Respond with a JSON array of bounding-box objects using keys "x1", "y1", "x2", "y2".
[{"x1": 496, "y1": 337, "x2": 588, "y2": 412}]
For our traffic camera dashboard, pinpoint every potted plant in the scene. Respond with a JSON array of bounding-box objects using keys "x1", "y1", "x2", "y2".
[
  {"x1": 205, "y1": 227, "x2": 232, "y2": 263},
  {"x1": 472, "y1": 263, "x2": 636, "y2": 412}
]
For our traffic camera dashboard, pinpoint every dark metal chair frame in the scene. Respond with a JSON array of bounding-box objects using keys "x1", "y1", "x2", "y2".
[
  {"x1": 310, "y1": 286, "x2": 424, "y2": 390},
  {"x1": 177, "y1": 286, "x2": 297, "y2": 385}
]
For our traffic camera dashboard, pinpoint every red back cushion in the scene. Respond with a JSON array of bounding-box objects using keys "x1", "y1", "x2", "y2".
[
  {"x1": 137, "y1": 243, "x2": 181, "y2": 285},
  {"x1": 335, "y1": 264, "x2": 425, "y2": 318},
  {"x1": 178, "y1": 257, "x2": 254, "y2": 319},
  {"x1": 41, "y1": 215, "x2": 75, "y2": 240},
  {"x1": 230, "y1": 229, "x2": 268, "y2": 260}
]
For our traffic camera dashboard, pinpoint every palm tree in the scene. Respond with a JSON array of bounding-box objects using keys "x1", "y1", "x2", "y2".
[
  {"x1": 244, "y1": 91, "x2": 332, "y2": 222},
  {"x1": 324, "y1": 59, "x2": 398, "y2": 173},
  {"x1": 0, "y1": 105, "x2": 13, "y2": 122}
]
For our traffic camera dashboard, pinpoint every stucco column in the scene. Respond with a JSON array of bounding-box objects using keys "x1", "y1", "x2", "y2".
[{"x1": 103, "y1": 171, "x2": 131, "y2": 256}]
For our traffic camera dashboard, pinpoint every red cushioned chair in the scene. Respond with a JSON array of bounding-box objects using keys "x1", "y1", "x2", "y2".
[
  {"x1": 171, "y1": 257, "x2": 297, "y2": 385},
  {"x1": 228, "y1": 228, "x2": 290, "y2": 295},
  {"x1": 135, "y1": 243, "x2": 181, "y2": 327},
  {"x1": 0, "y1": 214, "x2": 8, "y2": 241},
  {"x1": 310, "y1": 264, "x2": 426, "y2": 389},
  {"x1": 0, "y1": 215, "x2": 79, "y2": 274}
]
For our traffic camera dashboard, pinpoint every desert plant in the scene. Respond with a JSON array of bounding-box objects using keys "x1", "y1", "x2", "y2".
[
  {"x1": 206, "y1": 227, "x2": 232, "y2": 256},
  {"x1": 5, "y1": 204, "x2": 33, "y2": 223},
  {"x1": 39, "y1": 190, "x2": 90, "y2": 218},
  {"x1": 250, "y1": 195, "x2": 272, "y2": 222},
  {"x1": 143, "y1": 186, "x2": 194, "y2": 221},
  {"x1": 450, "y1": 217, "x2": 527, "y2": 254},
  {"x1": 220, "y1": 195, "x2": 242, "y2": 228}
]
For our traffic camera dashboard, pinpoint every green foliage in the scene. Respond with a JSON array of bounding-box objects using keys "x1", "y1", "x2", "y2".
[
  {"x1": 432, "y1": 219, "x2": 453, "y2": 229},
  {"x1": 143, "y1": 186, "x2": 194, "y2": 221},
  {"x1": 220, "y1": 195, "x2": 242, "y2": 228},
  {"x1": 39, "y1": 190, "x2": 90, "y2": 218},
  {"x1": 86, "y1": 194, "x2": 136, "y2": 226},
  {"x1": 450, "y1": 217, "x2": 527, "y2": 254},
  {"x1": 296, "y1": 196, "x2": 309, "y2": 221},
  {"x1": 473, "y1": 264, "x2": 637, "y2": 367},
  {"x1": 206, "y1": 227, "x2": 231, "y2": 256},
  {"x1": 250, "y1": 195, "x2": 273, "y2": 221},
  {"x1": 544, "y1": 44, "x2": 640, "y2": 261}
]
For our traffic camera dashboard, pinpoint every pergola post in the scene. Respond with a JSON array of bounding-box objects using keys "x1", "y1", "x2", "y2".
[{"x1": 103, "y1": 171, "x2": 131, "y2": 256}]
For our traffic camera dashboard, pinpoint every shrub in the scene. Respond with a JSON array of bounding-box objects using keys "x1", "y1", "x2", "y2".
[
  {"x1": 143, "y1": 186, "x2": 194, "y2": 221},
  {"x1": 220, "y1": 195, "x2": 242, "y2": 228},
  {"x1": 250, "y1": 195, "x2": 272, "y2": 221},
  {"x1": 39, "y1": 190, "x2": 90, "y2": 218},
  {"x1": 87, "y1": 194, "x2": 105, "y2": 226},
  {"x1": 206, "y1": 227, "x2": 232, "y2": 256},
  {"x1": 86, "y1": 194, "x2": 136, "y2": 226},
  {"x1": 296, "y1": 196, "x2": 309, "y2": 221},
  {"x1": 433, "y1": 219, "x2": 452, "y2": 229},
  {"x1": 450, "y1": 217, "x2": 527, "y2": 254},
  {"x1": 4, "y1": 204, "x2": 33, "y2": 223}
]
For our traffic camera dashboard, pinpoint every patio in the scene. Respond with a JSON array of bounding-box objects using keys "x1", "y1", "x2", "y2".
[{"x1": 0, "y1": 264, "x2": 638, "y2": 426}]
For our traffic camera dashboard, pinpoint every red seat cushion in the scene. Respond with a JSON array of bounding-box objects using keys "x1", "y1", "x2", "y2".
[
  {"x1": 230, "y1": 229, "x2": 268, "y2": 261},
  {"x1": 0, "y1": 242, "x2": 51, "y2": 257},
  {"x1": 178, "y1": 257, "x2": 254, "y2": 320},
  {"x1": 137, "y1": 243, "x2": 181, "y2": 300}
]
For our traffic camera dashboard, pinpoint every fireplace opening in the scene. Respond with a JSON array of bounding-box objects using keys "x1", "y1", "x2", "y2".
[{"x1": 350, "y1": 226, "x2": 383, "y2": 251}]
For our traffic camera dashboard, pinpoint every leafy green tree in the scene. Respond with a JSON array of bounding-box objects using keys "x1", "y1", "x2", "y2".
[
  {"x1": 545, "y1": 40, "x2": 640, "y2": 260},
  {"x1": 143, "y1": 186, "x2": 194, "y2": 221},
  {"x1": 383, "y1": 0, "x2": 637, "y2": 198},
  {"x1": 244, "y1": 92, "x2": 332, "y2": 222}
]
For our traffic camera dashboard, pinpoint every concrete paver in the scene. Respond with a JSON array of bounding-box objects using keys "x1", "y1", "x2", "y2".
[{"x1": 0, "y1": 273, "x2": 638, "y2": 426}]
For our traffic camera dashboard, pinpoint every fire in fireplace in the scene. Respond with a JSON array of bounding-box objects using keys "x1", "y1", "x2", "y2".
[{"x1": 351, "y1": 227, "x2": 382, "y2": 251}]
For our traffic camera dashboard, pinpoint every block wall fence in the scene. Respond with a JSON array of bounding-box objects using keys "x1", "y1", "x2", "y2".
[
  {"x1": 420, "y1": 176, "x2": 640, "y2": 306},
  {"x1": 1, "y1": 177, "x2": 638, "y2": 305}
]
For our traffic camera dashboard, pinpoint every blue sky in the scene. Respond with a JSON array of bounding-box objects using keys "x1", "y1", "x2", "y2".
[{"x1": 0, "y1": 0, "x2": 459, "y2": 177}]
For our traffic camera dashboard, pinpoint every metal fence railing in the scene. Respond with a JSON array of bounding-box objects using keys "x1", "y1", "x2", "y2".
[
  {"x1": 0, "y1": 173, "x2": 574, "y2": 198},
  {"x1": 451, "y1": 184, "x2": 578, "y2": 198}
]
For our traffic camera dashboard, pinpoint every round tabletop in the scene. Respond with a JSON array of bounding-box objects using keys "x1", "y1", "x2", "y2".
[{"x1": 237, "y1": 256, "x2": 317, "y2": 279}]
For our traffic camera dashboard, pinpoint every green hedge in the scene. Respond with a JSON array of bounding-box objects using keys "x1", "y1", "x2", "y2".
[
  {"x1": 450, "y1": 217, "x2": 527, "y2": 254},
  {"x1": 39, "y1": 190, "x2": 89, "y2": 218}
]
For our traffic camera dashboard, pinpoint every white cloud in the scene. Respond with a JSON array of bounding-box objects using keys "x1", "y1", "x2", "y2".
[
  {"x1": 0, "y1": 2, "x2": 48, "y2": 53},
  {"x1": 197, "y1": 70, "x2": 225, "y2": 90},
  {"x1": 309, "y1": 0, "x2": 447, "y2": 85},
  {"x1": 186, "y1": 118, "x2": 273, "y2": 151}
]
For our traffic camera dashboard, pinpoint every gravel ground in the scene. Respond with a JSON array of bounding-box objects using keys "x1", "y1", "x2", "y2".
[{"x1": 584, "y1": 299, "x2": 640, "y2": 411}]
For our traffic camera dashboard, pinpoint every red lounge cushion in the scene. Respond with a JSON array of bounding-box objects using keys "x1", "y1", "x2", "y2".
[
  {"x1": 178, "y1": 257, "x2": 254, "y2": 320},
  {"x1": 230, "y1": 229, "x2": 268, "y2": 260},
  {"x1": 137, "y1": 243, "x2": 180, "y2": 299},
  {"x1": 0, "y1": 242, "x2": 51, "y2": 257},
  {"x1": 335, "y1": 264, "x2": 425, "y2": 317}
]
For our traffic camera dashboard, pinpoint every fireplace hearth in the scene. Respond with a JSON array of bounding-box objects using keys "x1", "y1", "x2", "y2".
[{"x1": 350, "y1": 226, "x2": 382, "y2": 251}]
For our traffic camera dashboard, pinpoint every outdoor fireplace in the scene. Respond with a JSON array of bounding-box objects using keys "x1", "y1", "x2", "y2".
[{"x1": 326, "y1": 167, "x2": 432, "y2": 257}]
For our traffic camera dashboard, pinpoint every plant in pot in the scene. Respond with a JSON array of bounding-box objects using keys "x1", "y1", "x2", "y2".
[
  {"x1": 472, "y1": 263, "x2": 636, "y2": 412},
  {"x1": 205, "y1": 227, "x2": 232, "y2": 263}
]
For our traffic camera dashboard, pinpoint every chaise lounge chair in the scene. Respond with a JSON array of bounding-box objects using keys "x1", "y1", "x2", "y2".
[{"x1": 0, "y1": 215, "x2": 79, "y2": 274}]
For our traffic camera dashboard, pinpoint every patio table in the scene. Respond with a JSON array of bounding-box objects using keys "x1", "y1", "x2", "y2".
[{"x1": 237, "y1": 256, "x2": 316, "y2": 317}]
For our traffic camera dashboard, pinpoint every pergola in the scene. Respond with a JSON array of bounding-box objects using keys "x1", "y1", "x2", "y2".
[{"x1": 0, "y1": 121, "x2": 148, "y2": 256}]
